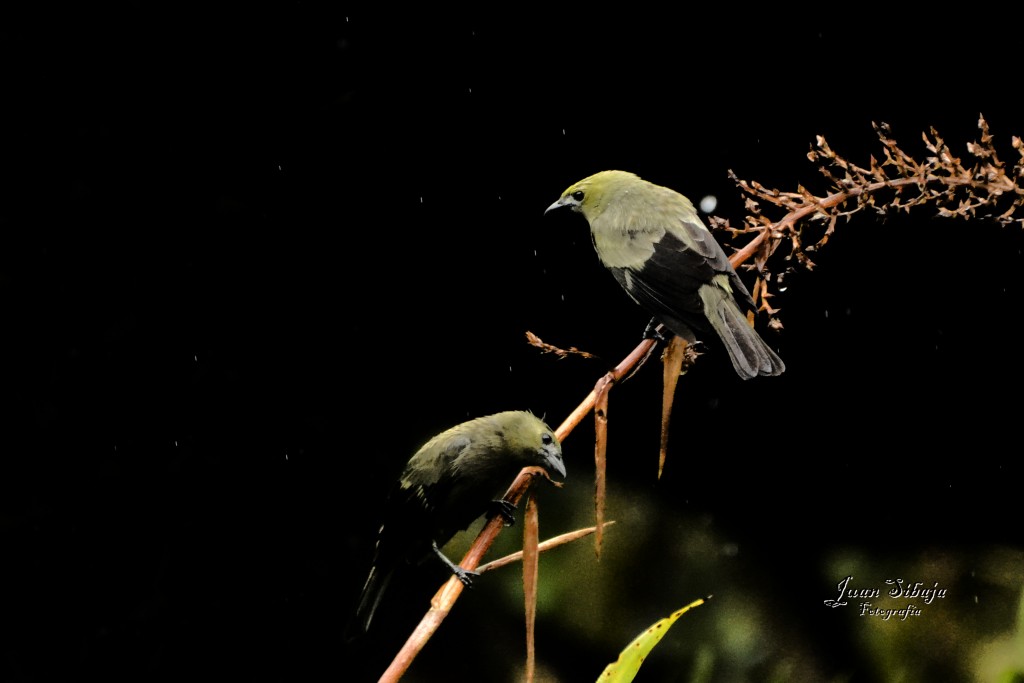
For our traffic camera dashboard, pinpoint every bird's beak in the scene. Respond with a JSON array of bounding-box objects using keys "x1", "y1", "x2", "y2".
[
  {"x1": 544, "y1": 197, "x2": 567, "y2": 215},
  {"x1": 542, "y1": 446, "x2": 566, "y2": 481}
]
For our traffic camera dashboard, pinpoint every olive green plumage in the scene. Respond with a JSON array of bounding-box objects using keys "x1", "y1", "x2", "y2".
[
  {"x1": 349, "y1": 410, "x2": 565, "y2": 638},
  {"x1": 546, "y1": 170, "x2": 785, "y2": 379}
]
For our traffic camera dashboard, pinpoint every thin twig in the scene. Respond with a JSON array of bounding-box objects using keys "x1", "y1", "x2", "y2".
[{"x1": 476, "y1": 522, "x2": 618, "y2": 573}]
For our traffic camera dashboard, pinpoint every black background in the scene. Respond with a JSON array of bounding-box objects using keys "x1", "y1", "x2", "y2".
[{"x1": 3, "y1": 7, "x2": 1022, "y2": 682}]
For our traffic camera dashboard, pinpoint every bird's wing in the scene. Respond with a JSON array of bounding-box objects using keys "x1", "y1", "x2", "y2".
[
  {"x1": 399, "y1": 434, "x2": 473, "y2": 513},
  {"x1": 366, "y1": 434, "x2": 473, "y2": 564},
  {"x1": 612, "y1": 225, "x2": 752, "y2": 338},
  {"x1": 661, "y1": 203, "x2": 728, "y2": 261}
]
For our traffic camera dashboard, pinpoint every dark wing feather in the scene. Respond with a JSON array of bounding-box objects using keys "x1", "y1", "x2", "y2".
[
  {"x1": 608, "y1": 224, "x2": 783, "y2": 378},
  {"x1": 349, "y1": 433, "x2": 474, "y2": 636},
  {"x1": 610, "y1": 228, "x2": 753, "y2": 341}
]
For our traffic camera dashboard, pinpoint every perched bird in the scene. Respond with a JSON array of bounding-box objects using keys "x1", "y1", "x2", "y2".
[
  {"x1": 545, "y1": 170, "x2": 785, "y2": 379},
  {"x1": 347, "y1": 410, "x2": 565, "y2": 638}
]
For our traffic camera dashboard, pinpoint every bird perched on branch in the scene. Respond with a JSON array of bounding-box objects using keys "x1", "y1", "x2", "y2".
[
  {"x1": 347, "y1": 410, "x2": 565, "y2": 639},
  {"x1": 545, "y1": 170, "x2": 785, "y2": 379}
]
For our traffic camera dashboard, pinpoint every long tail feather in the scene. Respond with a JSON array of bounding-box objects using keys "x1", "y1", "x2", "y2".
[
  {"x1": 699, "y1": 284, "x2": 785, "y2": 379},
  {"x1": 345, "y1": 564, "x2": 394, "y2": 641}
]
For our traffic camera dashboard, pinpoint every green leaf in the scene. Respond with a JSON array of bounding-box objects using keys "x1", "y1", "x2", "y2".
[{"x1": 596, "y1": 597, "x2": 707, "y2": 683}]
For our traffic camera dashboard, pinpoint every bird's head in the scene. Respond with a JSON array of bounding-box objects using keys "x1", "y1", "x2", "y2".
[
  {"x1": 499, "y1": 411, "x2": 566, "y2": 482},
  {"x1": 544, "y1": 170, "x2": 641, "y2": 222},
  {"x1": 535, "y1": 429, "x2": 566, "y2": 482}
]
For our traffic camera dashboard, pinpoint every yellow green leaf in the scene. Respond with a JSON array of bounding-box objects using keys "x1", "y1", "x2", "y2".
[{"x1": 596, "y1": 597, "x2": 707, "y2": 683}]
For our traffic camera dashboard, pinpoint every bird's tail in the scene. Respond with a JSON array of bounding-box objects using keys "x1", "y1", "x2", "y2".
[
  {"x1": 345, "y1": 564, "x2": 394, "y2": 642},
  {"x1": 699, "y1": 284, "x2": 785, "y2": 379}
]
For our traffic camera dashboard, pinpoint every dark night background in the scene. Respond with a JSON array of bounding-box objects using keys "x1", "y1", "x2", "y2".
[{"x1": 3, "y1": 7, "x2": 1022, "y2": 683}]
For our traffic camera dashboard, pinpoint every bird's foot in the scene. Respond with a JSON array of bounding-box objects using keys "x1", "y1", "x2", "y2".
[
  {"x1": 431, "y1": 540, "x2": 480, "y2": 587},
  {"x1": 642, "y1": 319, "x2": 671, "y2": 343},
  {"x1": 487, "y1": 499, "x2": 517, "y2": 527},
  {"x1": 451, "y1": 565, "x2": 479, "y2": 587}
]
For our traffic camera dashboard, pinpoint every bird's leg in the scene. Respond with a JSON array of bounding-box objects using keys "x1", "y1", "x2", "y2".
[
  {"x1": 642, "y1": 318, "x2": 671, "y2": 343},
  {"x1": 431, "y1": 540, "x2": 479, "y2": 587},
  {"x1": 486, "y1": 499, "x2": 517, "y2": 527}
]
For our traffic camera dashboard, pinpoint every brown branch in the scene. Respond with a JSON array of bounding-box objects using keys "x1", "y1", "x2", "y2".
[
  {"x1": 523, "y1": 497, "x2": 540, "y2": 683},
  {"x1": 476, "y1": 522, "x2": 618, "y2": 573},
  {"x1": 593, "y1": 376, "x2": 610, "y2": 558}
]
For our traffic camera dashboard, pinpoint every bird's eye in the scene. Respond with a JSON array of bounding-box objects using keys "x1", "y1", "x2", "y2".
[
  {"x1": 541, "y1": 433, "x2": 553, "y2": 445},
  {"x1": 571, "y1": 190, "x2": 585, "y2": 201}
]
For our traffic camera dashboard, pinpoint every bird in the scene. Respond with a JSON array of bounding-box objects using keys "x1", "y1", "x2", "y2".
[
  {"x1": 545, "y1": 170, "x2": 785, "y2": 380},
  {"x1": 347, "y1": 410, "x2": 565, "y2": 639}
]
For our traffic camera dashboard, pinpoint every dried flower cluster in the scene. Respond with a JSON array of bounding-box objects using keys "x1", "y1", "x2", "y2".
[{"x1": 711, "y1": 115, "x2": 1024, "y2": 320}]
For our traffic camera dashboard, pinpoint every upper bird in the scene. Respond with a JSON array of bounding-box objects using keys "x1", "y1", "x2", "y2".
[
  {"x1": 347, "y1": 410, "x2": 565, "y2": 639},
  {"x1": 545, "y1": 170, "x2": 785, "y2": 380}
]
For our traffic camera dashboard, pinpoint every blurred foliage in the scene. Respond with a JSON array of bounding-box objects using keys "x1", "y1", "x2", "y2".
[{"x1": 430, "y1": 482, "x2": 1024, "y2": 682}]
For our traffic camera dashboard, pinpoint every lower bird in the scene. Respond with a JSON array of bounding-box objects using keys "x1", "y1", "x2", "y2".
[
  {"x1": 545, "y1": 170, "x2": 785, "y2": 379},
  {"x1": 347, "y1": 410, "x2": 565, "y2": 639}
]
